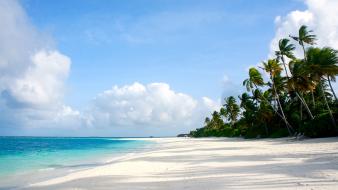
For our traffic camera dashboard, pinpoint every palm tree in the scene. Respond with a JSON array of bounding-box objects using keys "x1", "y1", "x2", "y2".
[
  {"x1": 243, "y1": 69, "x2": 269, "y2": 107},
  {"x1": 190, "y1": 24, "x2": 338, "y2": 138},
  {"x1": 304, "y1": 47, "x2": 338, "y2": 127},
  {"x1": 275, "y1": 38, "x2": 314, "y2": 119},
  {"x1": 290, "y1": 25, "x2": 317, "y2": 107},
  {"x1": 210, "y1": 111, "x2": 224, "y2": 130},
  {"x1": 262, "y1": 59, "x2": 293, "y2": 134},
  {"x1": 238, "y1": 93, "x2": 256, "y2": 129},
  {"x1": 288, "y1": 59, "x2": 315, "y2": 119},
  {"x1": 290, "y1": 25, "x2": 316, "y2": 60},
  {"x1": 239, "y1": 93, "x2": 251, "y2": 109},
  {"x1": 243, "y1": 68, "x2": 265, "y2": 91},
  {"x1": 219, "y1": 107, "x2": 227, "y2": 121},
  {"x1": 239, "y1": 93, "x2": 257, "y2": 112},
  {"x1": 243, "y1": 67, "x2": 293, "y2": 134},
  {"x1": 276, "y1": 38, "x2": 295, "y2": 77},
  {"x1": 223, "y1": 96, "x2": 240, "y2": 126},
  {"x1": 313, "y1": 48, "x2": 338, "y2": 102}
]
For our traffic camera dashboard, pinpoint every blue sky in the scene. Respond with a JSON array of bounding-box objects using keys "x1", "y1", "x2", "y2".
[
  {"x1": 1, "y1": 0, "x2": 337, "y2": 136},
  {"x1": 21, "y1": 0, "x2": 304, "y2": 109}
]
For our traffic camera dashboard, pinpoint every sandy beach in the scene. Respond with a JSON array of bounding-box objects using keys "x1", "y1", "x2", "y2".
[{"x1": 4, "y1": 137, "x2": 338, "y2": 190}]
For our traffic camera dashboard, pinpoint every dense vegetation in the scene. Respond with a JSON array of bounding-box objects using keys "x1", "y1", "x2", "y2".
[{"x1": 190, "y1": 25, "x2": 338, "y2": 138}]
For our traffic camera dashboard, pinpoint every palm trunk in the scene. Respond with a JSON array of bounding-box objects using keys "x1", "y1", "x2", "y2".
[
  {"x1": 319, "y1": 80, "x2": 336, "y2": 127},
  {"x1": 266, "y1": 73, "x2": 293, "y2": 135},
  {"x1": 311, "y1": 90, "x2": 316, "y2": 108},
  {"x1": 272, "y1": 81, "x2": 294, "y2": 135},
  {"x1": 295, "y1": 91, "x2": 314, "y2": 119},
  {"x1": 253, "y1": 85, "x2": 284, "y2": 121},
  {"x1": 281, "y1": 56, "x2": 290, "y2": 78},
  {"x1": 281, "y1": 54, "x2": 295, "y2": 113},
  {"x1": 285, "y1": 54, "x2": 314, "y2": 119},
  {"x1": 327, "y1": 76, "x2": 338, "y2": 102},
  {"x1": 252, "y1": 84, "x2": 294, "y2": 134},
  {"x1": 275, "y1": 89, "x2": 293, "y2": 135},
  {"x1": 302, "y1": 44, "x2": 307, "y2": 61},
  {"x1": 302, "y1": 43, "x2": 316, "y2": 110}
]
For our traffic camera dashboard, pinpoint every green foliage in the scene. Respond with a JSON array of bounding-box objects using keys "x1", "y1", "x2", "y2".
[
  {"x1": 300, "y1": 113, "x2": 338, "y2": 137},
  {"x1": 276, "y1": 38, "x2": 296, "y2": 60},
  {"x1": 290, "y1": 25, "x2": 316, "y2": 47},
  {"x1": 222, "y1": 96, "x2": 240, "y2": 125},
  {"x1": 190, "y1": 25, "x2": 338, "y2": 139},
  {"x1": 269, "y1": 128, "x2": 290, "y2": 138}
]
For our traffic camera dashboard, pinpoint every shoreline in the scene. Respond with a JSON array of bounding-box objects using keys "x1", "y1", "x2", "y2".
[
  {"x1": 0, "y1": 138, "x2": 156, "y2": 188},
  {"x1": 2, "y1": 137, "x2": 338, "y2": 190}
]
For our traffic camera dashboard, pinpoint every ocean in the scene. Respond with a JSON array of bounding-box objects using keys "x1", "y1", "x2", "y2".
[{"x1": 0, "y1": 136, "x2": 153, "y2": 177}]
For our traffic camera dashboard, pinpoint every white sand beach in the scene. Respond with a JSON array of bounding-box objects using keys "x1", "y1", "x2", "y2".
[{"x1": 12, "y1": 137, "x2": 338, "y2": 189}]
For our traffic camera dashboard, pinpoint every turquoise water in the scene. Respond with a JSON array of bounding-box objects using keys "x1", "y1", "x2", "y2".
[{"x1": 0, "y1": 137, "x2": 151, "y2": 176}]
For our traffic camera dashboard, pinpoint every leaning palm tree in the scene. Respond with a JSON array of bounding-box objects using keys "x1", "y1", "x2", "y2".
[
  {"x1": 304, "y1": 47, "x2": 338, "y2": 127},
  {"x1": 276, "y1": 38, "x2": 296, "y2": 77},
  {"x1": 243, "y1": 68, "x2": 265, "y2": 91},
  {"x1": 243, "y1": 68, "x2": 267, "y2": 110},
  {"x1": 290, "y1": 25, "x2": 316, "y2": 59},
  {"x1": 275, "y1": 38, "x2": 314, "y2": 119},
  {"x1": 243, "y1": 67, "x2": 293, "y2": 134},
  {"x1": 262, "y1": 59, "x2": 293, "y2": 134},
  {"x1": 288, "y1": 59, "x2": 315, "y2": 119},
  {"x1": 311, "y1": 48, "x2": 338, "y2": 102},
  {"x1": 290, "y1": 25, "x2": 317, "y2": 107}
]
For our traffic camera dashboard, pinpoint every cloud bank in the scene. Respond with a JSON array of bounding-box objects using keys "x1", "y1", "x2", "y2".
[
  {"x1": 83, "y1": 82, "x2": 218, "y2": 136},
  {"x1": 0, "y1": 0, "x2": 217, "y2": 136}
]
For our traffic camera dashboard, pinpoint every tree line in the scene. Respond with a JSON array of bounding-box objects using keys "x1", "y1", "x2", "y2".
[{"x1": 190, "y1": 25, "x2": 338, "y2": 138}]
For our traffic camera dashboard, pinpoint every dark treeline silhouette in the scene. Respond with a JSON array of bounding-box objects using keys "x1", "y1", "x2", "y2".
[{"x1": 190, "y1": 25, "x2": 338, "y2": 138}]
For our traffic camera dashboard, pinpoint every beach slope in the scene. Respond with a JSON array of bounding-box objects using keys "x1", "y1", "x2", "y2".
[{"x1": 28, "y1": 137, "x2": 338, "y2": 190}]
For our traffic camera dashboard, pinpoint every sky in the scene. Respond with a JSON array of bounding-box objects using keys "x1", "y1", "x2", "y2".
[{"x1": 0, "y1": 0, "x2": 337, "y2": 137}]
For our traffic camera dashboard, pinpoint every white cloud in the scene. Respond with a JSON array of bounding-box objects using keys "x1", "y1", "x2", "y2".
[
  {"x1": 0, "y1": 0, "x2": 218, "y2": 137},
  {"x1": 85, "y1": 82, "x2": 217, "y2": 131},
  {"x1": 269, "y1": 0, "x2": 338, "y2": 57},
  {"x1": 269, "y1": 0, "x2": 338, "y2": 94},
  {"x1": 6, "y1": 50, "x2": 70, "y2": 108},
  {"x1": 0, "y1": 0, "x2": 80, "y2": 131}
]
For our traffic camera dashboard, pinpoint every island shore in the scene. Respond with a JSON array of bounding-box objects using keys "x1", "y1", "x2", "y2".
[{"x1": 13, "y1": 137, "x2": 338, "y2": 189}]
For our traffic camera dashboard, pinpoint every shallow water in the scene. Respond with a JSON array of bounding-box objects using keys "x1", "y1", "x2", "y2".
[{"x1": 0, "y1": 136, "x2": 152, "y2": 177}]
